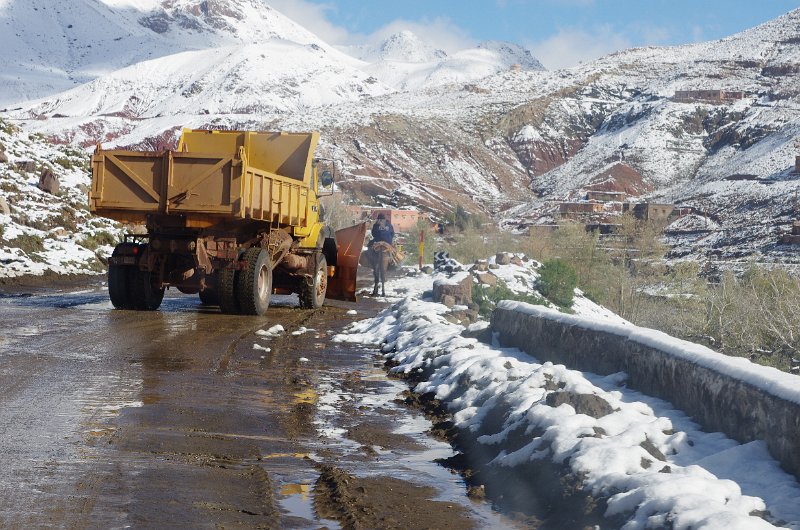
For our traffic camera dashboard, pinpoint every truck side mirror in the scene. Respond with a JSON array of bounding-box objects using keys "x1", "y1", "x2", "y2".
[{"x1": 320, "y1": 170, "x2": 334, "y2": 188}]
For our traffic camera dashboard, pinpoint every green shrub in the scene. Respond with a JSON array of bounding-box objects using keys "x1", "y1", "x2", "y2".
[
  {"x1": 13, "y1": 233, "x2": 46, "y2": 256},
  {"x1": 80, "y1": 230, "x2": 117, "y2": 251},
  {"x1": 472, "y1": 279, "x2": 545, "y2": 318},
  {"x1": 536, "y1": 259, "x2": 577, "y2": 309}
]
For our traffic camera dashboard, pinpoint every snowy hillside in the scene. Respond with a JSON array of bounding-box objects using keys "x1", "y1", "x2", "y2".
[
  {"x1": 346, "y1": 31, "x2": 545, "y2": 91},
  {"x1": 0, "y1": 119, "x2": 120, "y2": 278},
  {"x1": 2, "y1": 4, "x2": 800, "y2": 263},
  {"x1": 0, "y1": 0, "x2": 327, "y2": 106}
]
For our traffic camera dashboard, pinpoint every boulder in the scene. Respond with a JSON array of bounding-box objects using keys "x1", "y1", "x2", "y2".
[
  {"x1": 475, "y1": 271, "x2": 497, "y2": 286},
  {"x1": 461, "y1": 322, "x2": 492, "y2": 344},
  {"x1": 0, "y1": 195, "x2": 9, "y2": 215},
  {"x1": 16, "y1": 160, "x2": 36, "y2": 172},
  {"x1": 510, "y1": 256, "x2": 524, "y2": 266},
  {"x1": 38, "y1": 168, "x2": 60, "y2": 195},
  {"x1": 488, "y1": 264, "x2": 500, "y2": 270},
  {"x1": 473, "y1": 259, "x2": 489, "y2": 272},
  {"x1": 441, "y1": 295, "x2": 456, "y2": 308},
  {"x1": 433, "y1": 272, "x2": 472, "y2": 306},
  {"x1": 421, "y1": 265, "x2": 434, "y2": 274},
  {"x1": 495, "y1": 252, "x2": 511, "y2": 265},
  {"x1": 0, "y1": 151, "x2": 7, "y2": 164}
]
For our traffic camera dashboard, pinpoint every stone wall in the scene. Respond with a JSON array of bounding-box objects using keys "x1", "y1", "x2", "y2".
[{"x1": 491, "y1": 302, "x2": 800, "y2": 480}]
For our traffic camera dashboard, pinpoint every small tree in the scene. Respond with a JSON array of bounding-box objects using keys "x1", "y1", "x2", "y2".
[{"x1": 536, "y1": 259, "x2": 577, "y2": 309}]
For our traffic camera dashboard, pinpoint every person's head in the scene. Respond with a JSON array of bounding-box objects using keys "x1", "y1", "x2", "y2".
[{"x1": 376, "y1": 213, "x2": 385, "y2": 224}]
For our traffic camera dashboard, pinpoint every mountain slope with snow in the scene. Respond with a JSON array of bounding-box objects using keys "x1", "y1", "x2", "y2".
[
  {"x1": 0, "y1": 0, "x2": 328, "y2": 106},
  {"x1": 3, "y1": 4, "x2": 800, "y2": 263}
]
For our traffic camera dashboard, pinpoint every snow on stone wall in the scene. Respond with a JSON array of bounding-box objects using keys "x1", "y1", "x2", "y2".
[{"x1": 491, "y1": 301, "x2": 800, "y2": 480}]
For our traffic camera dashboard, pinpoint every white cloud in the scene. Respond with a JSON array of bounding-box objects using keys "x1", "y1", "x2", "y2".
[
  {"x1": 526, "y1": 25, "x2": 632, "y2": 69},
  {"x1": 365, "y1": 18, "x2": 474, "y2": 53},
  {"x1": 267, "y1": 0, "x2": 351, "y2": 45},
  {"x1": 267, "y1": 1, "x2": 473, "y2": 53}
]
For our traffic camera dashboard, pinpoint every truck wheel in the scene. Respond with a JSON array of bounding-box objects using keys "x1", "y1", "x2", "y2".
[
  {"x1": 108, "y1": 264, "x2": 132, "y2": 309},
  {"x1": 199, "y1": 287, "x2": 219, "y2": 306},
  {"x1": 236, "y1": 248, "x2": 271, "y2": 316},
  {"x1": 131, "y1": 267, "x2": 164, "y2": 311},
  {"x1": 218, "y1": 267, "x2": 239, "y2": 314},
  {"x1": 108, "y1": 243, "x2": 138, "y2": 309},
  {"x1": 299, "y1": 255, "x2": 327, "y2": 309}
]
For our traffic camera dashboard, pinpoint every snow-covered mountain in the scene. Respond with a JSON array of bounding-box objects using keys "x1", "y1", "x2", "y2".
[
  {"x1": 0, "y1": 0, "x2": 327, "y2": 107},
  {"x1": 2, "y1": 3, "x2": 800, "y2": 264},
  {"x1": 347, "y1": 30, "x2": 448, "y2": 64},
  {"x1": 348, "y1": 32, "x2": 546, "y2": 91}
]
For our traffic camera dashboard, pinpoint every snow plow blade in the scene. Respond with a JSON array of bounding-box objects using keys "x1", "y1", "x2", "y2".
[{"x1": 326, "y1": 222, "x2": 367, "y2": 302}]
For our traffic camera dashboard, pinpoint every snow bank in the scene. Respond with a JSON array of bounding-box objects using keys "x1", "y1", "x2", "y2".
[{"x1": 334, "y1": 271, "x2": 800, "y2": 527}]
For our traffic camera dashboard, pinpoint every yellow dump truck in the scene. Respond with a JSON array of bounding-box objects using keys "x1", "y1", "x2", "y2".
[{"x1": 90, "y1": 129, "x2": 366, "y2": 315}]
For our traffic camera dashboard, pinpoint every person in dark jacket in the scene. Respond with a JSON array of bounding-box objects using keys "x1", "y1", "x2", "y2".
[{"x1": 371, "y1": 213, "x2": 394, "y2": 245}]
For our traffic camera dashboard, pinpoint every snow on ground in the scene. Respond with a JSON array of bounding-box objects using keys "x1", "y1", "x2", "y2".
[
  {"x1": 0, "y1": 120, "x2": 121, "y2": 278},
  {"x1": 335, "y1": 258, "x2": 800, "y2": 529}
]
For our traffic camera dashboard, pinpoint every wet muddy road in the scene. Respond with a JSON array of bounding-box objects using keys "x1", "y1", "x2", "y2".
[{"x1": 0, "y1": 280, "x2": 515, "y2": 529}]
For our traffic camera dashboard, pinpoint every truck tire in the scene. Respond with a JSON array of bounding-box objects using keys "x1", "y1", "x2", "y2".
[
  {"x1": 108, "y1": 264, "x2": 132, "y2": 309},
  {"x1": 108, "y1": 243, "x2": 138, "y2": 309},
  {"x1": 130, "y1": 267, "x2": 164, "y2": 311},
  {"x1": 299, "y1": 254, "x2": 327, "y2": 309},
  {"x1": 218, "y1": 267, "x2": 239, "y2": 314},
  {"x1": 236, "y1": 248, "x2": 271, "y2": 316},
  {"x1": 199, "y1": 287, "x2": 219, "y2": 306}
]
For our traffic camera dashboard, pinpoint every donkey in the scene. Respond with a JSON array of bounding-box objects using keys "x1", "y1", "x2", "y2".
[{"x1": 360, "y1": 241, "x2": 393, "y2": 297}]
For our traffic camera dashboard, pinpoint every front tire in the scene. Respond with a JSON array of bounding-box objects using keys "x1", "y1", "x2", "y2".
[
  {"x1": 299, "y1": 254, "x2": 327, "y2": 309},
  {"x1": 236, "y1": 248, "x2": 272, "y2": 316}
]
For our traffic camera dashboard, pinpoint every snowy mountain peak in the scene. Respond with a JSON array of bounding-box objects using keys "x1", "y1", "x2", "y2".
[
  {"x1": 353, "y1": 30, "x2": 448, "y2": 63},
  {"x1": 137, "y1": 0, "x2": 324, "y2": 45},
  {"x1": 476, "y1": 41, "x2": 546, "y2": 70}
]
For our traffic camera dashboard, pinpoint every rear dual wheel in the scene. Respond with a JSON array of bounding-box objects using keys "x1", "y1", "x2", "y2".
[
  {"x1": 219, "y1": 248, "x2": 272, "y2": 316},
  {"x1": 108, "y1": 243, "x2": 163, "y2": 311}
]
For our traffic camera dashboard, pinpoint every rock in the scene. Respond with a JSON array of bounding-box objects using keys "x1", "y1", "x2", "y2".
[
  {"x1": 0, "y1": 195, "x2": 9, "y2": 215},
  {"x1": 640, "y1": 439, "x2": 666, "y2": 462},
  {"x1": 473, "y1": 259, "x2": 489, "y2": 272},
  {"x1": 496, "y1": 252, "x2": 511, "y2": 265},
  {"x1": 16, "y1": 160, "x2": 35, "y2": 172},
  {"x1": 0, "y1": 151, "x2": 7, "y2": 164},
  {"x1": 433, "y1": 272, "x2": 473, "y2": 306},
  {"x1": 0, "y1": 142, "x2": 5, "y2": 152},
  {"x1": 466, "y1": 484, "x2": 486, "y2": 500},
  {"x1": 510, "y1": 256, "x2": 523, "y2": 266},
  {"x1": 38, "y1": 168, "x2": 60, "y2": 195},
  {"x1": 441, "y1": 295, "x2": 456, "y2": 308},
  {"x1": 461, "y1": 322, "x2": 492, "y2": 344},
  {"x1": 449, "y1": 309, "x2": 478, "y2": 325},
  {"x1": 488, "y1": 264, "x2": 500, "y2": 270},
  {"x1": 475, "y1": 271, "x2": 497, "y2": 286},
  {"x1": 545, "y1": 392, "x2": 614, "y2": 419},
  {"x1": 421, "y1": 265, "x2": 434, "y2": 274}
]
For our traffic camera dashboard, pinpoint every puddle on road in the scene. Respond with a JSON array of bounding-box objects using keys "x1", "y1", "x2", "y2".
[
  {"x1": 278, "y1": 481, "x2": 342, "y2": 529},
  {"x1": 311, "y1": 350, "x2": 519, "y2": 530}
]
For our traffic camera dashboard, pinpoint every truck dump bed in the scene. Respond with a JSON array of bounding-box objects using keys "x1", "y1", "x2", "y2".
[{"x1": 90, "y1": 129, "x2": 320, "y2": 228}]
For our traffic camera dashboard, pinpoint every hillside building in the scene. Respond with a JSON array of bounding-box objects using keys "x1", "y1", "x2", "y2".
[
  {"x1": 673, "y1": 90, "x2": 745, "y2": 103},
  {"x1": 623, "y1": 203, "x2": 675, "y2": 222},
  {"x1": 347, "y1": 206, "x2": 423, "y2": 233},
  {"x1": 586, "y1": 190, "x2": 627, "y2": 202}
]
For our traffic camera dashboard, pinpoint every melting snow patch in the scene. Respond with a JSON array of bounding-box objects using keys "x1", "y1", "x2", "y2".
[
  {"x1": 256, "y1": 324, "x2": 285, "y2": 338},
  {"x1": 253, "y1": 344, "x2": 271, "y2": 352}
]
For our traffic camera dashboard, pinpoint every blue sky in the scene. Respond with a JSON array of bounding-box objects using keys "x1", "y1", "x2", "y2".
[{"x1": 269, "y1": 0, "x2": 799, "y2": 68}]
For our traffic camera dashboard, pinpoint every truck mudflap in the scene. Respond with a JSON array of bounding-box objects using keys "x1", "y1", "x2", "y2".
[{"x1": 326, "y1": 222, "x2": 367, "y2": 302}]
